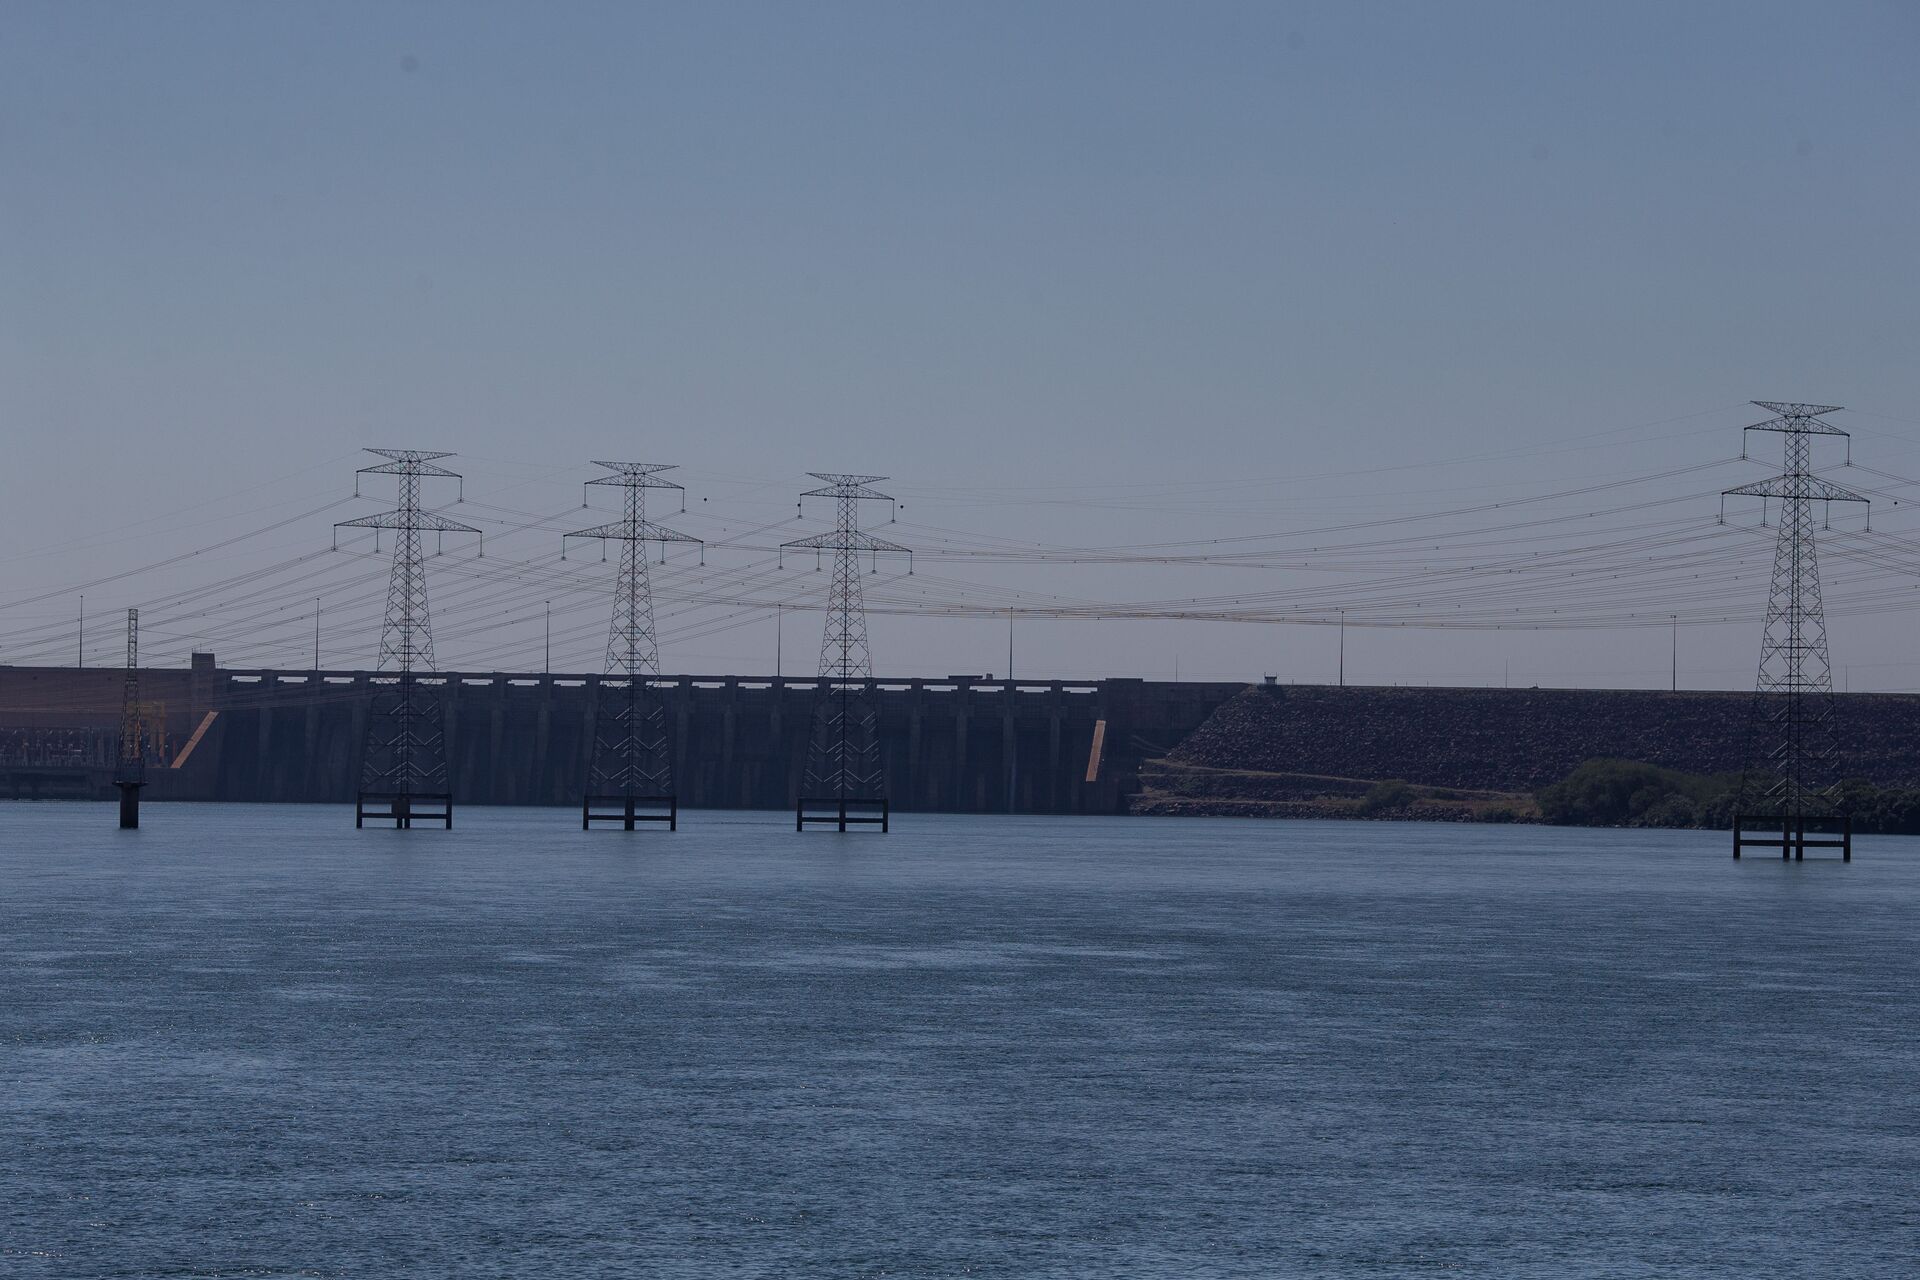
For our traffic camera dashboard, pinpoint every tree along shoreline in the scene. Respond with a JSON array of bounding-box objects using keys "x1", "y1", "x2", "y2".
[{"x1": 1533, "y1": 758, "x2": 1920, "y2": 834}]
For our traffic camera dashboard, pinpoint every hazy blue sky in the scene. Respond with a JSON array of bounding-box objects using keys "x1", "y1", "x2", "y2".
[{"x1": 3, "y1": 3, "x2": 1917, "y2": 685}]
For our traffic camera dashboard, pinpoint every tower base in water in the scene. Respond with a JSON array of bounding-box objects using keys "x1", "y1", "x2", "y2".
[
  {"x1": 1733, "y1": 812, "x2": 1851, "y2": 861},
  {"x1": 582, "y1": 793, "x2": 677, "y2": 831},
  {"x1": 356, "y1": 791, "x2": 453, "y2": 830},
  {"x1": 796, "y1": 796, "x2": 889, "y2": 832},
  {"x1": 115, "y1": 780, "x2": 144, "y2": 830}
]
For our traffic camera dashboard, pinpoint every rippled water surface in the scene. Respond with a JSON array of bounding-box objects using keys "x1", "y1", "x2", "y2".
[{"x1": 3, "y1": 804, "x2": 1917, "y2": 1277}]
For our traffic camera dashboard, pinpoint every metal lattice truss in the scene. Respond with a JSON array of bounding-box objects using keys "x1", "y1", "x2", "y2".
[
  {"x1": 336, "y1": 449, "x2": 479, "y2": 796},
  {"x1": 564, "y1": 462, "x2": 701, "y2": 797},
  {"x1": 1723, "y1": 403, "x2": 1868, "y2": 819},
  {"x1": 785, "y1": 473, "x2": 911, "y2": 800},
  {"x1": 116, "y1": 608, "x2": 144, "y2": 782}
]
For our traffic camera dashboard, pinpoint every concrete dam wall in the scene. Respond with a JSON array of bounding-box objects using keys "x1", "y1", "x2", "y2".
[
  {"x1": 0, "y1": 657, "x2": 1239, "y2": 811},
  {"x1": 14, "y1": 663, "x2": 1916, "y2": 811}
]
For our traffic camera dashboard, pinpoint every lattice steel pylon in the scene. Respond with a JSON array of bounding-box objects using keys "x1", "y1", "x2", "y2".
[
  {"x1": 114, "y1": 608, "x2": 144, "y2": 829},
  {"x1": 1721, "y1": 402, "x2": 1868, "y2": 860},
  {"x1": 564, "y1": 462, "x2": 702, "y2": 831},
  {"x1": 783, "y1": 473, "x2": 911, "y2": 831},
  {"x1": 334, "y1": 449, "x2": 480, "y2": 830}
]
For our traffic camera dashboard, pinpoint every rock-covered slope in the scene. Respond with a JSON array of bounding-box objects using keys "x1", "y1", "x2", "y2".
[{"x1": 1164, "y1": 684, "x2": 1920, "y2": 793}]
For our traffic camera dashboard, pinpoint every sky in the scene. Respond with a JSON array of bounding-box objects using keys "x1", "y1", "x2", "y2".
[{"x1": 2, "y1": 2, "x2": 1918, "y2": 687}]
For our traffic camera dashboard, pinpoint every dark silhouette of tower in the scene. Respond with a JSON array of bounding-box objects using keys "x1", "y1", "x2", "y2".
[
  {"x1": 335, "y1": 449, "x2": 479, "y2": 830},
  {"x1": 1722, "y1": 402, "x2": 1867, "y2": 860},
  {"x1": 565, "y1": 462, "x2": 701, "y2": 830},
  {"x1": 784, "y1": 473, "x2": 910, "y2": 831},
  {"x1": 114, "y1": 608, "x2": 144, "y2": 829}
]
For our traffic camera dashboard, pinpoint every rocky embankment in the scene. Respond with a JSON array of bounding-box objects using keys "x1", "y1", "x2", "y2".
[{"x1": 1129, "y1": 683, "x2": 1920, "y2": 820}]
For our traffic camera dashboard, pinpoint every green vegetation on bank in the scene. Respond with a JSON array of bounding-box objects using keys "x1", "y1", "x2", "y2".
[
  {"x1": 1357, "y1": 780, "x2": 1415, "y2": 815},
  {"x1": 1535, "y1": 758, "x2": 1920, "y2": 834},
  {"x1": 1535, "y1": 760, "x2": 1737, "y2": 828}
]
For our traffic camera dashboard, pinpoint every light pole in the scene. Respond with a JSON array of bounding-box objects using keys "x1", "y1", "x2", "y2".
[{"x1": 544, "y1": 601, "x2": 551, "y2": 674}]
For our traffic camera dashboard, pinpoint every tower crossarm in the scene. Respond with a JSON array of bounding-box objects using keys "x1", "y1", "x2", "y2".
[
  {"x1": 337, "y1": 509, "x2": 483, "y2": 534},
  {"x1": 1748, "y1": 401, "x2": 1847, "y2": 431},
  {"x1": 781, "y1": 529, "x2": 912, "y2": 554},
  {"x1": 346, "y1": 446, "x2": 470, "y2": 503},
  {"x1": 566, "y1": 518, "x2": 702, "y2": 545},
  {"x1": 1723, "y1": 474, "x2": 1869, "y2": 504},
  {"x1": 357, "y1": 449, "x2": 462, "y2": 476},
  {"x1": 801, "y1": 472, "x2": 892, "y2": 500},
  {"x1": 566, "y1": 461, "x2": 701, "y2": 550},
  {"x1": 588, "y1": 461, "x2": 684, "y2": 489}
]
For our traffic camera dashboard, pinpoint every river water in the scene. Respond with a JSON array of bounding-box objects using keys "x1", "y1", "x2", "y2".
[{"x1": 2, "y1": 804, "x2": 1916, "y2": 1277}]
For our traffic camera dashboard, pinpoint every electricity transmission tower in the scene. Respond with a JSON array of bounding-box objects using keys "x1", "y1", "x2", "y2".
[
  {"x1": 335, "y1": 449, "x2": 479, "y2": 830},
  {"x1": 564, "y1": 462, "x2": 701, "y2": 830},
  {"x1": 1721, "y1": 402, "x2": 1867, "y2": 861},
  {"x1": 783, "y1": 473, "x2": 910, "y2": 831},
  {"x1": 114, "y1": 608, "x2": 144, "y2": 829}
]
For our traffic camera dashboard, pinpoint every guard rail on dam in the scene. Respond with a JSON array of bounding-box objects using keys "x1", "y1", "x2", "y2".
[{"x1": 0, "y1": 656, "x2": 1240, "y2": 812}]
